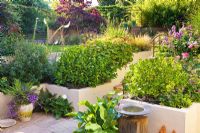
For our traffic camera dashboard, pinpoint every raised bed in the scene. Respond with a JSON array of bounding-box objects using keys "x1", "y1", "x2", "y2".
[
  {"x1": 41, "y1": 51, "x2": 153, "y2": 112},
  {"x1": 120, "y1": 99, "x2": 200, "y2": 133}
]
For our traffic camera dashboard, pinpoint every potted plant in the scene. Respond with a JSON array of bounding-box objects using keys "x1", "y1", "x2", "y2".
[{"x1": 6, "y1": 80, "x2": 38, "y2": 122}]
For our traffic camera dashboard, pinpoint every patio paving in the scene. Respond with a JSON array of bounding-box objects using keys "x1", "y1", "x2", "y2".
[{"x1": 1, "y1": 113, "x2": 78, "y2": 133}]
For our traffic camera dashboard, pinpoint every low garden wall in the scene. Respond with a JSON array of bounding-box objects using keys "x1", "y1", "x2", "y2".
[
  {"x1": 42, "y1": 51, "x2": 153, "y2": 111},
  {"x1": 120, "y1": 99, "x2": 200, "y2": 133}
]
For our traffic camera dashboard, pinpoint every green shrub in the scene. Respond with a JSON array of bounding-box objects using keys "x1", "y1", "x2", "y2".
[
  {"x1": 65, "y1": 34, "x2": 83, "y2": 45},
  {"x1": 8, "y1": 41, "x2": 50, "y2": 84},
  {"x1": 67, "y1": 93, "x2": 121, "y2": 133},
  {"x1": 36, "y1": 90, "x2": 73, "y2": 119},
  {"x1": 55, "y1": 42, "x2": 133, "y2": 88},
  {"x1": 0, "y1": 77, "x2": 10, "y2": 94},
  {"x1": 123, "y1": 57, "x2": 193, "y2": 108},
  {"x1": 133, "y1": 0, "x2": 196, "y2": 27},
  {"x1": 98, "y1": 0, "x2": 116, "y2": 6},
  {"x1": 0, "y1": 33, "x2": 23, "y2": 56},
  {"x1": 98, "y1": 5, "x2": 130, "y2": 24},
  {"x1": 191, "y1": 8, "x2": 200, "y2": 33}
]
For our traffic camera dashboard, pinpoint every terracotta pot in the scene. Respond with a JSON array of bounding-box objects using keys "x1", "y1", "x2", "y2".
[{"x1": 18, "y1": 104, "x2": 34, "y2": 122}]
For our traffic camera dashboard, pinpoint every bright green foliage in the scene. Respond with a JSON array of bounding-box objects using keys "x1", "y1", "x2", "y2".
[
  {"x1": 133, "y1": 0, "x2": 196, "y2": 27},
  {"x1": 9, "y1": 0, "x2": 51, "y2": 34},
  {"x1": 8, "y1": 41, "x2": 50, "y2": 84},
  {"x1": 67, "y1": 94, "x2": 121, "y2": 133},
  {"x1": 55, "y1": 42, "x2": 133, "y2": 88},
  {"x1": 0, "y1": 33, "x2": 23, "y2": 56},
  {"x1": 191, "y1": 8, "x2": 200, "y2": 33},
  {"x1": 0, "y1": 77, "x2": 10, "y2": 94},
  {"x1": 98, "y1": 5, "x2": 130, "y2": 24},
  {"x1": 123, "y1": 57, "x2": 193, "y2": 108},
  {"x1": 37, "y1": 90, "x2": 73, "y2": 119}
]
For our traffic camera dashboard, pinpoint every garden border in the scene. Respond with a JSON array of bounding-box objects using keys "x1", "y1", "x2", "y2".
[{"x1": 120, "y1": 99, "x2": 200, "y2": 133}]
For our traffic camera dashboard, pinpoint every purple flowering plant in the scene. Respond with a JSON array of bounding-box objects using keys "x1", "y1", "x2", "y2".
[
  {"x1": 159, "y1": 25, "x2": 200, "y2": 60},
  {"x1": 6, "y1": 80, "x2": 38, "y2": 118}
]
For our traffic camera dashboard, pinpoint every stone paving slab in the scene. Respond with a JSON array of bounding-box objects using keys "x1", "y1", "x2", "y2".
[{"x1": 1, "y1": 113, "x2": 78, "y2": 133}]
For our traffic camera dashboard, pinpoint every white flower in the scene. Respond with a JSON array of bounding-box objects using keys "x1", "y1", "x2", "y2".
[{"x1": 62, "y1": 95, "x2": 67, "y2": 99}]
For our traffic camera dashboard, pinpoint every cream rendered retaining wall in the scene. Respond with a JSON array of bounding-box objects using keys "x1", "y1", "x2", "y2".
[{"x1": 120, "y1": 99, "x2": 200, "y2": 133}]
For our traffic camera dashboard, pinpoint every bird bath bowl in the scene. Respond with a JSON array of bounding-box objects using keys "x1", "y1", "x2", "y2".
[{"x1": 117, "y1": 103, "x2": 151, "y2": 116}]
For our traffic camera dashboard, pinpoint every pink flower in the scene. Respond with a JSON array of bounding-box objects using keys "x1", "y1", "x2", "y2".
[
  {"x1": 175, "y1": 55, "x2": 181, "y2": 60},
  {"x1": 188, "y1": 44, "x2": 194, "y2": 49},
  {"x1": 182, "y1": 52, "x2": 189, "y2": 59}
]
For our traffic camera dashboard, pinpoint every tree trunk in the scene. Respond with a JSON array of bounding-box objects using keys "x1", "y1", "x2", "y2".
[{"x1": 119, "y1": 116, "x2": 148, "y2": 133}]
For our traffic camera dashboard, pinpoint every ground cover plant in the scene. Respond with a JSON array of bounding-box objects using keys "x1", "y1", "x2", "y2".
[
  {"x1": 55, "y1": 42, "x2": 133, "y2": 88},
  {"x1": 36, "y1": 89, "x2": 73, "y2": 119}
]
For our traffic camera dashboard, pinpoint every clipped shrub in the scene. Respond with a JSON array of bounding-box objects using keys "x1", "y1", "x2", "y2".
[
  {"x1": 36, "y1": 90, "x2": 73, "y2": 119},
  {"x1": 8, "y1": 41, "x2": 50, "y2": 84},
  {"x1": 133, "y1": 0, "x2": 196, "y2": 27},
  {"x1": 55, "y1": 42, "x2": 133, "y2": 88},
  {"x1": 123, "y1": 57, "x2": 193, "y2": 108}
]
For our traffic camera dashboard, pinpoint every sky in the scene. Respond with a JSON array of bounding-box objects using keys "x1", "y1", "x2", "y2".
[{"x1": 91, "y1": 0, "x2": 98, "y2": 6}]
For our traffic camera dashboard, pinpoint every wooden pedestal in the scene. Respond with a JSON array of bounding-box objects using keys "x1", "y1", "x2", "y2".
[{"x1": 119, "y1": 116, "x2": 148, "y2": 133}]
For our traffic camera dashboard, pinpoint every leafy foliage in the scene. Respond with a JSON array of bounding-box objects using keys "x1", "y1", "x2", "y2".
[
  {"x1": 97, "y1": 5, "x2": 130, "y2": 24},
  {"x1": 0, "y1": 77, "x2": 10, "y2": 94},
  {"x1": 0, "y1": 1, "x2": 21, "y2": 31},
  {"x1": 55, "y1": 42, "x2": 133, "y2": 88},
  {"x1": 8, "y1": 41, "x2": 50, "y2": 84},
  {"x1": 123, "y1": 57, "x2": 195, "y2": 108},
  {"x1": 9, "y1": 0, "x2": 51, "y2": 34},
  {"x1": 5, "y1": 79, "x2": 38, "y2": 105},
  {"x1": 0, "y1": 33, "x2": 23, "y2": 56},
  {"x1": 52, "y1": 0, "x2": 106, "y2": 33},
  {"x1": 133, "y1": 0, "x2": 196, "y2": 27},
  {"x1": 98, "y1": 0, "x2": 116, "y2": 6},
  {"x1": 190, "y1": 8, "x2": 200, "y2": 34},
  {"x1": 156, "y1": 25, "x2": 200, "y2": 59},
  {"x1": 36, "y1": 89, "x2": 73, "y2": 119},
  {"x1": 68, "y1": 94, "x2": 121, "y2": 133}
]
